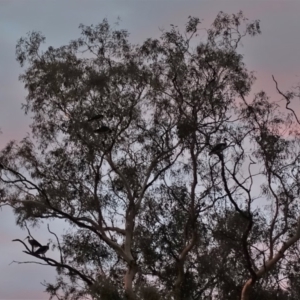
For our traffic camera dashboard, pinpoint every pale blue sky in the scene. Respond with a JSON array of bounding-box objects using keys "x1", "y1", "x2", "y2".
[{"x1": 1, "y1": 1, "x2": 300, "y2": 299}]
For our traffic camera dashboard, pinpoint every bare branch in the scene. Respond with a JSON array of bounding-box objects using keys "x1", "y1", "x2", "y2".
[
  {"x1": 273, "y1": 75, "x2": 300, "y2": 125},
  {"x1": 47, "y1": 224, "x2": 64, "y2": 264},
  {"x1": 9, "y1": 260, "x2": 49, "y2": 266}
]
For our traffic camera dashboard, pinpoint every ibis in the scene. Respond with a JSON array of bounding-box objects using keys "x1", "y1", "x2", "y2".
[
  {"x1": 209, "y1": 138, "x2": 228, "y2": 156},
  {"x1": 24, "y1": 236, "x2": 42, "y2": 252},
  {"x1": 94, "y1": 125, "x2": 111, "y2": 134},
  {"x1": 87, "y1": 114, "x2": 104, "y2": 122},
  {"x1": 34, "y1": 242, "x2": 50, "y2": 257}
]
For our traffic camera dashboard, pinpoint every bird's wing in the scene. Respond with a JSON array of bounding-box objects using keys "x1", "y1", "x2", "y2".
[{"x1": 36, "y1": 240, "x2": 42, "y2": 247}]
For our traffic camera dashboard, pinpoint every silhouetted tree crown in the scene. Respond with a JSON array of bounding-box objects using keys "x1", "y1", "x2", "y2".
[{"x1": 2, "y1": 10, "x2": 300, "y2": 300}]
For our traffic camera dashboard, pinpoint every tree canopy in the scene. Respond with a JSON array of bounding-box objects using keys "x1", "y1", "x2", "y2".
[{"x1": 2, "y1": 10, "x2": 300, "y2": 300}]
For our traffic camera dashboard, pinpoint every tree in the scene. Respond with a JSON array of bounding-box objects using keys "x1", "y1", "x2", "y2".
[{"x1": 1, "y1": 10, "x2": 300, "y2": 300}]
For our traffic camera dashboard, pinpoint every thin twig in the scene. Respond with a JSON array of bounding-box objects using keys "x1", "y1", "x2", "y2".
[
  {"x1": 12, "y1": 238, "x2": 32, "y2": 253},
  {"x1": 272, "y1": 75, "x2": 300, "y2": 125},
  {"x1": 47, "y1": 224, "x2": 64, "y2": 264},
  {"x1": 9, "y1": 260, "x2": 49, "y2": 266},
  {"x1": 24, "y1": 222, "x2": 32, "y2": 238}
]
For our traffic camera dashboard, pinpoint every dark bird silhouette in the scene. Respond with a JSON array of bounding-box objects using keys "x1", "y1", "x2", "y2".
[
  {"x1": 209, "y1": 138, "x2": 228, "y2": 156},
  {"x1": 24, "y1": 236, "x2": 42, "y2": 252},
  {"x1": 87, "y1": 114, "x2": 104, "y2": 122},
  {"x1": 34, "y1": 242, "x2": 50, "y2": 257},
  {"x1": 94, "y1": 125, "x2": 111, "y2": 134}
]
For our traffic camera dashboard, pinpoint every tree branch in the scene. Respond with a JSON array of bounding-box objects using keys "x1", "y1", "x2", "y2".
[
  {"x1": 273, "y1": 75, "x2": 300, "y2": 125},
  {"x1": 12, "y1": 238, "x2": 95, "y2": 286}
]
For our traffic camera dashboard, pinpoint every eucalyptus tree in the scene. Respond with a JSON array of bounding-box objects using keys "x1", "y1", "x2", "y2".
[{"x1": 1, "y1": 10, "x2": 300, "y2": 300}]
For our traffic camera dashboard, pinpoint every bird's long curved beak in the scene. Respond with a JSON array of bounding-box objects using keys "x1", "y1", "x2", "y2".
[{"x1": 23, "y1": 237, "x2": 27, "y2": 241}]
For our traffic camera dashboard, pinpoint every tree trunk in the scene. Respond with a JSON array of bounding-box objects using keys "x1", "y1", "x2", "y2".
[
  {"x1": 240, "y1": 219, "x2": 300, "y2": 299},
  {"x1": 124, "y1": 260, "x2": 138, "y2": 300},
  {"x1": 173, "y1": 261, "x2": 184, "y2": 300},
  {"x1": 240, "y1": 279, "x2": 252, "y2": 300}
]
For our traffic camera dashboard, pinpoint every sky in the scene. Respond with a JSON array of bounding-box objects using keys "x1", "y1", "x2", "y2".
[{"x1": 1, "y1": 1, "x2": 300, "y2": 299}]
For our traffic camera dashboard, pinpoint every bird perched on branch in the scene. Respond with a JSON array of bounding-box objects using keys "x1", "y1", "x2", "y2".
[
  {"x1": 24, "y1": 236, "x2": 42, "y2": 252},
  {"x1": 87, "y1": 114, "x2": 104, "y2": 122},
  {"x1": 87, "y1": 114, "x2": 112, "y2": 134},
  {"x1": 94, "y1": 125, "x2": 111, "y2": 134},
  {"x1": 34, "y1": 242, "x2": 50, "y2": 257},
  {"x1": 209, "y1": 138, "x2": 228, "y2": 156}
]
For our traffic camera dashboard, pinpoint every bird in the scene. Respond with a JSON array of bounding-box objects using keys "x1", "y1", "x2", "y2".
[
  {"x1": 94, "y1": 125, "x2": 111, "y2": 134},
  {"x1": 87, "y1": 114, "x2": 104, "y2": 122},
  {"x1": 34, "y1": 242, "x2": 50, "y2": 257},
  {"x1": 209, "y1": 138, "x2": 228, "y2": 156},
  {"x1": 24, "y1": 236, "x2": 42, "y2": 252}
]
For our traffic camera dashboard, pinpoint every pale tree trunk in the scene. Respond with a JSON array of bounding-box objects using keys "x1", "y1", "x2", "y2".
[
  {"x1": 124, "y1": 260, "x2": 138, "y2": 300},
  {"x1": 173, "y1": 260, "x2": 184, "y2": 300},
  {"x1": 240, "y1": 218, "x2": 300, "y2": 300},
  {"x1": 123, "y1": 205, "x2": 137, "y2": 300},
  {"x1": 240, "y1": 279, "x2": 253, "y2": 300},
  {"x1": 173, "y1": 233, "x2": 196, "y2": 300}
]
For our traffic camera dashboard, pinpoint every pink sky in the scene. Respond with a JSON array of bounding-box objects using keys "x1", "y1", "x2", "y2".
[{"x1": 1, "y1": 1, "x2": 300, "y2": 298}]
